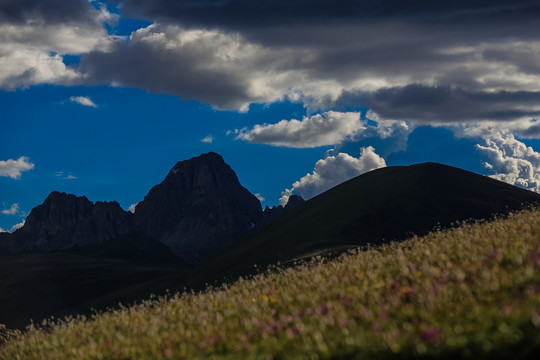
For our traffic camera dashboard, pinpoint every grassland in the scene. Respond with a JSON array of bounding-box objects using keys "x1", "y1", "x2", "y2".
[{"x1": 2, "y1": 209, "x2": 540, "y2": 359}]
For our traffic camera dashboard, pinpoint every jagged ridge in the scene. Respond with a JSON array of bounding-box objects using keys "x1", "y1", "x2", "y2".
[{"x1": 0, "y1": 152, "x2": 302, "y2": 263}]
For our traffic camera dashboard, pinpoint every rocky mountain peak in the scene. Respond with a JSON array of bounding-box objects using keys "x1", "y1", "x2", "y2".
[
  {"x1": 0, "y1": 152, "x2": 303, "y2": 263},
  {"x1": 261, "y1": 194, "x2": 306, "y2": 223},
  {"x1": 1, "y1": 192, "x2": 134, "y2": 253},
  {"x1": 134, "y1": 152, "x2": 263, "y2": 263},
  {"x1": 161, "y1": 152, "x2": 242, "y2": 196},
  {"x1": 284, "y1": 195, "x2": 305, "y2": 210}
]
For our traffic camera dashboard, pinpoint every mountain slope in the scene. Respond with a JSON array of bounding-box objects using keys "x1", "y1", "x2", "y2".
[
  {"x1": 186, "y1": 162, "x2": 540, "y2": 286},
  {"x1": 4, "y1": 208, "x2": 540, "y2": 359},
  {"x1": 134, "y1": 152, "x2": 263, "y2": 263}
]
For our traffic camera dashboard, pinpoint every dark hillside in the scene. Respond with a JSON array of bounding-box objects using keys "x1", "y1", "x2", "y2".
[
  {"x1": 187, "y1": 162, "x2": 540, "y2": 286},
  {"x1": 0, "y1": 239, "x2": 188, "y2": 329}
]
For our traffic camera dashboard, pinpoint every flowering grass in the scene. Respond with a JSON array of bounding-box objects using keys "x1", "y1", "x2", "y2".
[{"x1": 2, "y1": 209, "x2": 540, "y2": 359}]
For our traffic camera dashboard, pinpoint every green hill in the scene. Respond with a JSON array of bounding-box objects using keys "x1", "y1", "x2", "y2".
[
  {"x1": 2, "y1": 208, "x2": 540, "y2": 359},
  {"x1": 183, "y1": 162, "x2": 540, "y2": 288}
]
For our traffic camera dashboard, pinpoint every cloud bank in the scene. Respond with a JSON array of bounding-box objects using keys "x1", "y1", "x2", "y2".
[
  {"x1": 236, "y1": 110, "x2": 413, "y2": 149},
  {"x1": 79, "y1": 0, "x2": 540, "y2": 124},
  {"x1": 0, "y1": 157, "x2": 34, "y2": 179},
  {"x1": 2, "y1": 0, "x2": 540, "y2": 128},
  {"x1": 280, "y1": 146, "x2": 386, "y2": 205},
  {"x1": 237, "y1": 111, "x2": 363, "y2": 148},
  {"x1": 476, "y1": 131, "x2": 540, "y2": 193},
  {"x1": 0, "y1": 0, "x2": 116, "y2": 89}
]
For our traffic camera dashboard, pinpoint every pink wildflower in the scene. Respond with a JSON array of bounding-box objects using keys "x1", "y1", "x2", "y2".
[{"x1": 420, "y1": 326, "x2": 443, "y2": 344}]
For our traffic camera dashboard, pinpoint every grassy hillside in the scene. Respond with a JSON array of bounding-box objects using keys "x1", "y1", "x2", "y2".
[{"x1": 2, "y1": 209, "x2": 540, "y2": 359}]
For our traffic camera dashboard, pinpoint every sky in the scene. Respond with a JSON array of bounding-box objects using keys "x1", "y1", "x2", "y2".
[{"x1": 2, "y1": 0, "x2": 540, "y2": 232}]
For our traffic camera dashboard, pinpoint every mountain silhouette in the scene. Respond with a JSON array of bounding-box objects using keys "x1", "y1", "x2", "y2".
[
  {"x1": 133, "y1": 152, "x2": 263, "y2": 263},
  {"x1": 1, "y1": 157, "x2": 540, "y2": 329},
  {"x1": 0, "y1": 152, "x2": 269, "y2": 263},
  {"x1": 0, "y1": 192, "x2": 135, "y2": 253}
]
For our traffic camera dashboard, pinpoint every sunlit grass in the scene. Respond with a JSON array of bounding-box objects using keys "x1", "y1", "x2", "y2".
[{"x1": 2, "y1": 209, "x2": 540, "y2": 359}]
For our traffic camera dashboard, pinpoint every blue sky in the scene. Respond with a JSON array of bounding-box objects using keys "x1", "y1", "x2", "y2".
[{"x1": 2, "y1": 0, "x2": 540, "y2": 231}]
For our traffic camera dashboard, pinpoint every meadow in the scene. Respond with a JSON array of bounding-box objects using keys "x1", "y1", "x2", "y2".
[{"x1": 1, "y1": 209, "x2": 540, "y2": 359}]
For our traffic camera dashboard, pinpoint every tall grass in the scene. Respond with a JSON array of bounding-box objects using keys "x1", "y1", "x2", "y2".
[{"x1": 2, "y1": 209, "x2": 540, "y2": 359}]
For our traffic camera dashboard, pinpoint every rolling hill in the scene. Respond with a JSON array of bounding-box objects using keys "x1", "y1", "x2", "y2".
[{"x1": 184, "y1": 162, "x2": 540, "y2": 288}]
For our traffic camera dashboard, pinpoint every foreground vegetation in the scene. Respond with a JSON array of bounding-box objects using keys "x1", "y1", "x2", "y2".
[{"x1": 2, "y1": 209, "x2": 540, "y2": 359}]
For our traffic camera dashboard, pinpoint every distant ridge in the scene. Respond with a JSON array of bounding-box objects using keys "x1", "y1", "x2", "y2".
[
  {"x1": 0, "y1": 192, "x2": 135, "y2": 253},
  {"x1": 0, "y1": 152, "x2": 300, "y2": 263}
]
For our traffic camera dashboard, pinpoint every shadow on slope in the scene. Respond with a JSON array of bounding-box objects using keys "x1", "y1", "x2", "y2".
[{"x1": 0, "y1": 235, "x2": 189, "y2": 329}]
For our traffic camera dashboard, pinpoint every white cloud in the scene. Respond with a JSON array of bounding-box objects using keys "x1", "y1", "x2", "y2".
[
  {"x1": 1, "y1": 203, "x2": 19, "y2": 215},
  {"x1": 476, "y1": 131, "x2": 540, "y2": 193},
  {"x1": 235, "y1": 110, "x2": 414, "y2": 150},
  {"x1": 0, "y1": 1, "x2": 117, "y2": 89},
  {"x1": 0, "y1": 156, "x2": 35, "y2": 179},
  {"x1": 0, "y1": 46, "x2": 81, "y2": 88},
  {"x1": 254, "y1": 193, "x2": 265, "y2": 202},
  {"x1": 449, "y1": 118, "x2": 540, "y2": 141},
  {"x1": 81, "y1": 24, "x2": 356, "y2": 112},
  {"x1": 201, "y1": 135, "x2": 214, "y2": 143},
  {"x1": 236, "y1": 111, "x2": 363, "y2": 148},
  {"x1": 128, "y1": 203, "x2": 138, "y2": 213},
  {"x1": 10, "y1": 220, "x2": 25, "y2": 232},
  {"x1": 0, "y1": 227, "x2": 5, "y2": 233},
  {"x1": 279, "y1": 146, "x2": 386, "y2": 205},
  {"x1": 55, "y1": 171, "x2": 77, "y2": 180},
  {"x1": 70, "y1": 96, "x2": 97, "y2": 107},
  {"x1": 364, "y1": 110, "x2": 414, "y2": 139},
  {"x1": 76, "y1": 13, "x2": 540, "y2": 125},
  {"x1": 3, "y1": 2, "x2": 540, "y2": 130}
]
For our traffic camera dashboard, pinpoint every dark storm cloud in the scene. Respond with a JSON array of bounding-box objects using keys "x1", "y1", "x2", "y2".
[
  {"x1": 73, "y1": 0, "x2": 540, "y2": 119},
  {"x1": 519, "y1": 124, "x2": 540, "y2": 138},
  {"x1": 362, "y1": 85, "x2": 540, "y2": 122},
  {"x1": 118, "y1": 0, "x2": 540, "y2": 30},
  {"x1": 0, "y1": 0, "x2": 99, "y2": 26},
  {"x1": 5, "y1": 0, "x2": 539, "y2": 124}
]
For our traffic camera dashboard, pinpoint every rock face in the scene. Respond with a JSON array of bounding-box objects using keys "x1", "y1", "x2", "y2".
[
  {"x1": 0, "y1": 192, "x2": 135, "y2": 253},
  {"x1": 283, "y1": 195, "x2": 305, "y2": 209},
  {"x1": 134, "y1": 152, "x2": 263, "y2": 262},
  {"x1": 0, "y1": 152, "x2": 304, "y2": 262},
  {"x1": 261, "y1": 195, "x2": 305, "y2": 223}
]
